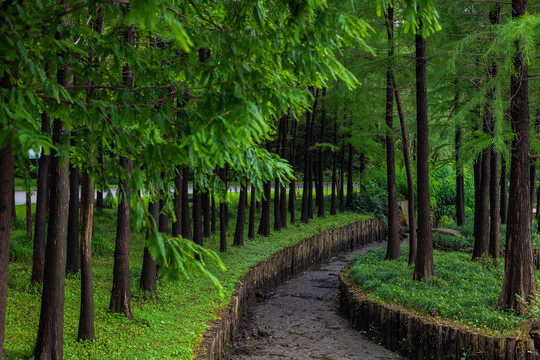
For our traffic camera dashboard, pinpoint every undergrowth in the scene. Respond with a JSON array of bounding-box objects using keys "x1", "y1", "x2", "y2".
[{"x1": 349, "y1": 247, "x2": 527, "y2": 334}]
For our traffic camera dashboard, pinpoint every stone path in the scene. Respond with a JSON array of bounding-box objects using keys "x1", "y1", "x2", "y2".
[{"x1": 225, "y1": 243, "x2": 402, "y2": 360}]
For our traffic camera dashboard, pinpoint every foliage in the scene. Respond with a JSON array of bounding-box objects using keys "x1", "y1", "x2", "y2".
[{"x1": 349, "y1": 247, "x2": 525, "y2": 333}]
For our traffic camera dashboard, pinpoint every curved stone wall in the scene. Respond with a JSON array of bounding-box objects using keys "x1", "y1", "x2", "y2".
[{"x1": 195, "y1": 217, "x2": 387, "y2": 359}]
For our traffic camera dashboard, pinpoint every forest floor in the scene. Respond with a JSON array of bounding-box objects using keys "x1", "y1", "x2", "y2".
[{"x1": 224, "y1": 242, "x2": 401, "y2": 360}]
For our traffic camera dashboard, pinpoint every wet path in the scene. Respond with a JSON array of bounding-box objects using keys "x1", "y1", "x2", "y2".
[{"x1": 225, "y1": 243, "x2": 402, "y2": 360}]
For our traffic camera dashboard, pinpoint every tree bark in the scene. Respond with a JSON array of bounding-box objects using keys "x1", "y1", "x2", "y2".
[
  {"x1": 330, "y1": 113, "x2": 337, "y2": 216},
  {"x1": 220, "y1": 167, "x2": 228, "y2": 251},
  {"x1": 346, "y1": 144, "x2": 354, "y2": 209},
  {"x1": 317, "y1": 88, "x2": 326, "y2": 218},
  {"x1": 531, "y1": 164, "x2": 536, "y2": 212},
  {"x1": 193, "y1": 184, "x2": 203, "y2": 248},
  {"x1": 35, "y1": 56, "x2": 71, "y2": 357},
  {"x1": 32, "y1": 112, "x2": 51, "y2": 284},
  {"x1": 181, "y1": 167, "x2": 192, "y2": 240},
  {"x1": 339, "y1": 141, "x2": 345, "y2": 213},
  {"x1": 499, "y1": 0, "x2": 535, "y2": 315},
  {"x1": 289, "y1": 117, "x2": 297, "y2": 224},
  {"x1": 140, "y1": 200, "x2": 158, "y2": 297},
  {"x1": 66, "y1": 143, "x2": 80, "y2": 274},
  {"x1": 25, "y1": 159, "x2": 32, "y2": 237},
  {"x1": 473, "y1": 150, "x2": 491, "y2": 260},
  {"x1": 489, "y1": 149, "x2": 500, "y2": 261},
  {"x1": 202, "y1": 188, "x2": 210, "y2": 238},
  {"x1": 394, "y1": 82, "x2": 416, "y2": 264},
  {"x1": 500, "y1": 156, "x2": 508, "y2": 224},
  {"x1": 301, "y1": 104, "x2": 312, "y2": 223},
  {"x1": 473, "y1": 155, "x2": 482, "y2": 238},
  {"x1": 384, "y1": 6, "x2": 400, "y2": 261},
  {"x1": 78, "y1": 167, "x2": 95, "y2": 341},
  {"x1": 412, "y1": 31, "x2": 435, "y2": 281},
  {"x1": 95, "y1": 149, "x2": 103, "y2": 212},
  {"x1": 248, "y1": 184, "x2": 256, "y2": 239},
  {"x1": 234, "y1": 182, "x2": 247, "y2": 246},
  {"x1": 274, "y1": 118, "x2": 281, "y2": 231},
  {"x1": 455, "y1": 127, "x2": 466, "y2": 226},
  {"x1": 211, "y1": 196, "x2": 216, "y2": 234},
  {"x1": 172, "y1": 166, "x2": 182, "y2": 237},
  {"x1": 257, "y1": 181, "x2": 271, "y2": 236}
]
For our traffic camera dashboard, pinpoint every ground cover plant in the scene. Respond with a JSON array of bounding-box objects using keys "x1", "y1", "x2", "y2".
[
  {"x1": 349, "y1": 246, "x2": 530, "y2": 334},
  {"x1": 6, "y1": 199, "x2": 367, "y2": 359}
]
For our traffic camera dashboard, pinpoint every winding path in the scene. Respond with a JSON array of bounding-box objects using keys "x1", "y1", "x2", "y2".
[{"x1": 225, "y1": 243, "x2": 401, "y2": 360}]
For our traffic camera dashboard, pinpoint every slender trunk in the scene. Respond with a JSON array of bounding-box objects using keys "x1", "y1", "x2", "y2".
[
  {"x1": 181, "y1": 168, "x2": 192, "y2": 240},
  {"x1": 257, "y1": 181, "x2": 271, "y2": 237},
  {"x1": 140, "y1": 200, "x2": 158, "y2": 297},
  {"x1": 339, "y1": 142, "x2": 345, "y2": 213},
  {"x1": 346, "y1": 144, "x2": 354, "y2": 209},
  {"x1": 25, "y1": 159, "x2": 32, "y2": 237},
  {"x1": 455, "y1": 127, "x2": 466, "y2": 226},
  {"x1": 172, "y1": 166, "x2": 182, "y2": 237},
  {"x1": 11, "y1": 166, "x2": 15, "y2": 220},
  {"x1": 220, "y1": 167, "x2": 227, "y2": 251},
  {"x1": 280, "y1": 112, "x2": 288, "y2": 228},
  {"x1": 34, "y1": 39, "x2": 70, "y2": 358},
  {"x1": 473, "y1": 148, "x2": 491, "y2": 260},
  {"x1": 289, "y1": 117, "x2": 297, "y2": 224},
  {"x1": 202, "y1": 189, "x2": 210, "y2": 238},
  {"x1": 317, "y1": 88, "x2": 326, "y2": 218},
  {"x1": 0, "y1": 137, "x2": 13, "y2": 357},
  {"x1": 32, "y1": 112, "x2": 51, "y2": 284},
  {"x1": 489, "y1": 149, "x2": 500, "y2": 260},
  {"x1": 211, "y1": 196, "x2": 216, "y2": 234},
  {"x1": 394, "y1": 82, "x2": 416, "y2": 264},
  {"x1": 274, "y1": 118, "x2": 282, "y2": 231},
  {"x1": 109, "y1": 25, "x2": 135, "y2": 319},
  {"x1": 531, "y1": 164, "x2": 536, "y2": 212},
  {"x1": 499, "y1": 0, "x2": 535, "y2": 315},
  {"x1": 500, "y1": 156, "x2": 508, "y2": 224},
  {"x1": 330, "y1": 113, "x2": 337, "y2": 216},
  {"x1": 66, "y1": 143, "x2": 80, "y2": 274},
  {"x1": 193, "y1": 184, "x2": 203, "y2": 247},
  {"x1": 301, "y1": 107, "x2": 312, "y2": 223},
  {"x1": 95, "y1": 150, "x2": 103, "y2": 212},
  {"x1": 412, "y1": 31, "x2": 435, "y2": 281},
  {"x1": 234, "y1": 182, "x2": 247, "y2": 246},
  {"x1": 78, "y1": 167, "x2": 95, "y2": 341},
  {"x1": 473, "y1": 156, "x2": 482, "y2": 238},
  {"x1": 248, "y1": 184, "x2": 256, "y2": 239},
  {"x1": 384, "y1": 7, "x2": 400, "y2": 260}
]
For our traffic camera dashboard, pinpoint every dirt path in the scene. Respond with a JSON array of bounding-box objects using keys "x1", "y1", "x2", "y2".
[{"x1": 225, "y1": 243, "x2": 402, "y2": 360}]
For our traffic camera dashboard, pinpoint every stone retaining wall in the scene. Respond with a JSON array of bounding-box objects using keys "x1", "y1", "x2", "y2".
[
  {"x1": 338, "y1": 267, "x2": 538, "y2": 360},
  {"x1": 195, "y1": 217, "x2": 387, "y2": 359}
]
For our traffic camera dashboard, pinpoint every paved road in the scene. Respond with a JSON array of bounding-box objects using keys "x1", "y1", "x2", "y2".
[
  {"x1": 15, "y1": 183, "x2": 350, "y2": 205},
  {"x1": 225, "y1": 243, "x2": 401, "y2": 360}
]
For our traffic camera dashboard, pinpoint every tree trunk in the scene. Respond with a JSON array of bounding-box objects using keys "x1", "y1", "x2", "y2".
[
  {"x1": 274, "y1": 118, "x2": 282, "y2": 231},
  {"x1": 500, "y1": 156, "x2": 508, "y2": 224},
  {"x1": 339, "y1": 142, "x2": 345, "y2": 213},
  {"x1": 301, "y1": 106, "x2": 312, "y2": 223},
  {"x1": 412, "y1": 31, "x2": 435, "y2": 281},
  {"x1": 234, "y1": 182, "x2": 247, "y2": 246},
  {"x1": 289, "y1": 117, "x2": 297, "y2": 224},
  {"x1": 193, "y1": 184, "x2": 203, "y2": 248},
  {"x1": 220, "y1": 167, "x2": 227, "y2": 252},
  {"x1": 34, "y1": 42, "x2": 70, "y2": 358},
  {"x1": 202, "y1": 188, "x2": 210, "y2": 238},
  {"x1": 248, "y1": 184, "x2": 256, "y2": 239},
  {"x1": 109, "y1": 25, "x2": 135, "y2": 319},
  {"x1": 211, "y1": 196, "x2": 216, "y2": 234},
  {"x1": 346, "y1": 144, "x2": 354, "y2": 209},
  {"x1": 66, "y1": 144, "x2": 80, "y2": 274},
  {"x1": 384, "y1": 6, "x2": 400, "y2": 261},
  {"x1": 257, "y1": 181, "x2": 271, "y2": 236},
  {"x1": 78, "y1": 167, "x2": 95, "y2": 341},
  {"x1": 473, "y1": 156, "x2": 482, "y2": 238},
  {"x1": 32, "y1": 112, "x2": 51, "y2": 284},
  {"x1": 172, "y1": 166, "x2": 182, "y2": 238},
  {"x1": 455, "y1": 127, "x2": 466, "y2": 226},
  {"x1": 25, "y1": 159, "x2": 32, "y2": 237},
  {"x1": 489, "y1": 149, "x2": 500, "y2": 261},
  {"x1": 95, "y1": 150, "x2": 103, "y2": 212},
  {"x1": 140, "y1": 200, "x2": 158, "y2": 297},
  {"x1": 330, "y1": 113, "x2": 337, "y2": 216},
  {"x1": 531, "y1": 164, "x2": 536, "y2": 212},
  {"x1": 317, "y1": 88, "x2": 326, "y2": 218},
  {"x1": 394, "y1": 82, "x2": 416, "y2": 264},
  {"x1": 181, "y1": 168, "x2": 192, "y2": 240},
  {"x1": 0, "y1": 137, "x2": 13, "y2": 358},
  {"x1": 280, "y1": 113, "x2": 288, "y2": 228},
  {"x1": 472, "y1": 149, "x2": 491, "y2": 260},
  {"x1": 499, "y1": 0, "x2": 535, "y2": 315}
]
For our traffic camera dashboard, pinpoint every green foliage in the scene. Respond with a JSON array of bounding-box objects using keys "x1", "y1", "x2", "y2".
[{"x1": 349, "y1": 247, "x2": 524, "y2": 333}]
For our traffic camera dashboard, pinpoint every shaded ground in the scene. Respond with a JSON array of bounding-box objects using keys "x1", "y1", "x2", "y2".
[{"x1": 225, "y1": 243, "x2": 402, "y2": 360}]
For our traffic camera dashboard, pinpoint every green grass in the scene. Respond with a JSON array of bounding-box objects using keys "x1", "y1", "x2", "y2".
[
  {"x1": 349, "y1": 247, "x2": 528, "y2": 334},
  {"x1": 6, "y1": 196, "x2": 368, "y2": 359}
]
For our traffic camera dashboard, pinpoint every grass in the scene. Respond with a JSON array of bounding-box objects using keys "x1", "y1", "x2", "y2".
[
  {"x1": 6, "y1": 194, "x2": 368, "y2": 359},
  {"x1": 348, "y1": 246, "x2": 530, "y2": 335}
]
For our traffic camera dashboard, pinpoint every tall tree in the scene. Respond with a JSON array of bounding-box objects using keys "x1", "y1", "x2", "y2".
[
  {"x1": 413, "y1": 29, "x2": 435, "y2": 281},
  {"x1": 140, "y1": 200, "x2": 158, "y2": 297},
  {"x1": 248, "y1": 184, "x2": 256, "y2": 239},
  {"x1": 220, "y1": 166, "x2": 228, "y2": 251},
  {"x1": 234, "y1": 182, "x2": 247, "y2": 246},
  {"x1": 289, "y1": 117, "x2": 297, "y2": 224},
  {"x1": 66, "y1": 137, "x2": 80, "y2": 274},
  {"x1": 498, "y1": 0, "x2": 536, "y2": 314},
  {"x1": 384, "y1": 6, "x2": 400, "y2": 260},
  {"x1": 346, "y1": 143, "x2": 354, "y2": 209},
  {"x1": 316, "y1": 89, "x2": 326, "y2": 218}
]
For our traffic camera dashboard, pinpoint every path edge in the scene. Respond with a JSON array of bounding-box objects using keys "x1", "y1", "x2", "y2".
[
  {"x1": 195, "y1": 217, "x2": 387, "y2": 359},
  {"x1": 338, "y1": 266, "x2": 538, "y2": 360}
]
